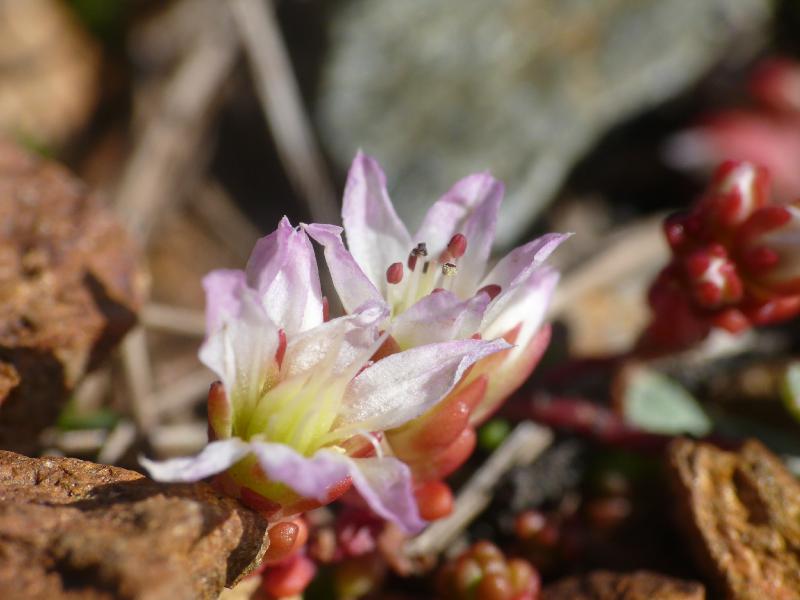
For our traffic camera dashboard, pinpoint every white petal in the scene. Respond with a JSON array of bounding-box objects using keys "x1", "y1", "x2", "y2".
[
  {"x1": 140, "y1": 438, "x2": 251, "y2": 482},
  {"x1": 303, "y1": 223, "x2": 384, "y2": 313},
  {"x1": 282, "y1": 300, "x2": 388, "y2": 380},
  {"x1": 337, "y1": 337, "x2": 510, "y2": 432},
  {"x1": 391, "y1": 290, "x2": 489, "y2": 348},
  {"x1": 416, "y1": 172, "x2": 503, "y2": 265},
  {"x1": 342, "y1": 152, "x2": 412, "y2": 294},
  {"x1": 199, "y1": 290, "x2": 280, "y2": 431},
  {"x1": 481, "y1": 266, "x2": 559, "y2": 347},
  {"x1": 480, "y1": 232, "x2": 571, "y2": 290}
]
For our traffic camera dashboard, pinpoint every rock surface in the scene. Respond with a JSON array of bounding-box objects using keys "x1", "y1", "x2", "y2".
[
  {"x1": 667, "y1": 438, "x2": 800, "y2": 599},
  {"x1": 542, "y1": 570, "x2": 705, "y2": 600},
  {"x1": 0, "y1": 140, "x2": 144, "y2": 453},
  {"x1": 0, "y1": 0, "x2": 100, "y2": 146},
  {"x1": 0, "y1": 451, "x2": 269, "y2": 600},
  {"x1": 319, "y1": 0, "x2": 770, "y2": 246}
]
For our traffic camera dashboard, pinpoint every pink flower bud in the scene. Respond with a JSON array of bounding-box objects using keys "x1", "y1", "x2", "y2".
[
  {"x1": 737, "y1": 202, "x2": 800, "y2": 294},
  {"x1": 681, "y1": 245, "x2": 743, "y2": 309},
  {"x1": 701, "y1": 161, "x2": 770, "y2": 230}
]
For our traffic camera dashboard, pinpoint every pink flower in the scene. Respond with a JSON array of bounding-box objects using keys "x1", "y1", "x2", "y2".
[
  {"x1": 305, "y1": 153, "x2": 567, "y2": 489},
  {"x1": 141, "y1": 218, "x2": 508, "y2": 533}
]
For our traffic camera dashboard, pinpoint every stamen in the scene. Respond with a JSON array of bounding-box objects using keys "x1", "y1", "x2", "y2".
[
  {"x1": 386, "y1": 262, "x2": 404, "y2": 284},
  {"x1": 477, "y1": 284, "x2": 502, "y2": 300},
  {"x1": 414, "y1": 242, "x2": 428, "y2": 257},
  {"x1": 422, "y1": 261, "x2": 430, "y2": 274},
  {"x1": 407, "y1": 252, "x2": 418, "y2": 271},
  {"x1": 275, "y1": 329, "x2": 287, "y2": 368},
  {"x1": 356, "y1": 430, "x2": 384, "y2": 459},
  {"x1": 322, "y1": 296, "x2": 330, "y2": 322},
  {"x1": 438, "y1": 262, "x2": 458, "y2": 292},
  {"x1": 447, "y1": 233, "x2": 467, "y2": 258}
]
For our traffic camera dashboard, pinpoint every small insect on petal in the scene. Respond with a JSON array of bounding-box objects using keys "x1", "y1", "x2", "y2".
[{"x1": 442, "y1": 262, "x2": 458, "y2": 276}]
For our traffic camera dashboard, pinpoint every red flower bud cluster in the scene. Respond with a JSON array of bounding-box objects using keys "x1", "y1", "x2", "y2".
[{"x1": 641, "y1": 160, "x2": 800, "y2": 354}]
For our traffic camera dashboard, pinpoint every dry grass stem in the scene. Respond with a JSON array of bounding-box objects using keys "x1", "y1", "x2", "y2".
[
  {"x1": 120, "y1": 327, "x2": 157, "y2": 433},
  {"x1": 41, "y1": 429, "x2": 107, "y2": 455},
  {"x1": 151, "y1": 369, "x2": 214, "y2": 419},
  {"x1": 114, "y1": 6, "x2": 239, "y2": 242},
  {"x1": 97, "y1": 421, "x2": 137, "y2": 465},
  {"x1": 142, "y1": 303, "x2": 206, "y2": 337},
  {"x1": 149, "y1": 422, "x2": 209, "y2": 456},
  {"x1": 72, "y1": 368, "x2": 112, "y2": 413},
  {"x1": 189, "y1": 179, "x2": 262, "y2": 262}
]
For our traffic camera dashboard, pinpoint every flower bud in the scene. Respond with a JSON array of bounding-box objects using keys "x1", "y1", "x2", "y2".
[
  {"x1": 737, "y1": 202, "x2": 800, "y2": 294},
  {"x1": 701, "y1": 161, "x2": 770, "y2": 231},
  {"x1": 681, "y1": 245, "x2": 743, "y2": 309}
]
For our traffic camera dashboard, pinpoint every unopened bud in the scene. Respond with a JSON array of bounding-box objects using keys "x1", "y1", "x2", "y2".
[{"x1": 705, "y1": 161, "x2": 769, "y2": 228}]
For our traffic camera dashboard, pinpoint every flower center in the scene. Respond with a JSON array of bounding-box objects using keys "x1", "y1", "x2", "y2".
[{"x1": 385, "y1": 234, "x2": 470, "y2": 315}]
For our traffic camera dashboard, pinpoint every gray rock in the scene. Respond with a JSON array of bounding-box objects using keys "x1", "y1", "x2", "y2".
[{"x1": 318, "y1": 0, "x2": 770, "y2": 246}]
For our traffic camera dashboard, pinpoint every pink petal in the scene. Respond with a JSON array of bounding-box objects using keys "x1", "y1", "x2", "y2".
[
  {"x1": 345, "y1": 456, "x2": 425, "y2": 534},
  {"x1": 480, "y1": 232, "x2": 571, "y2": 290},
  {"x1": 245, "y1": 216, "x2": 323, "y2": 335},
  {"x1": 250, "y1": 442, "x2": 351, "y2": 499},
  {"x1": 451, "y1": 176, "x2": 503, "y2": 296},
  {"x1": 140, "y1": 438, "x2": 251, "y2": 482},
  {"x1": 481, "y1": 265, "x2": 560, "y2": 348},
  {"x1": 391, "y1": 290, "x2": 489, "y2": 348},
  {"x1": 203, "y1": 269, "x2": 246, "y2": 333},
  {"x1": 251, "y1": 443, "x2": 425, "y2": 533},
  {"x1": 303, "y1": 223, "x2": 384, "y2": 313},
  {"x1": 337, "y1": 337, "x2": 511, "y2": 433},
  {"x1": 342, "y1": 152, "x2": 412, "y2": 293},
  {"x1": 416, "y1": 172, "x2": 503, "y2": 262}
]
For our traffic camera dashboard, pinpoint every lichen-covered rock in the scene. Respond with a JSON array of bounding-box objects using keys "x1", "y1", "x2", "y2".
[
  {"x1": 319, "y1": 0, "x2": 770, "y2": 246},
  {"x1": 0, "y1": 451, "x2": 269, "y2": 600},
  {"x1": 0, "y1": 140, "x2": 145, "y2": 453},
  {"x1": 667, "y1": 439, "x2": 800, "y2": 599},
  {"x1": 542, "y1": 570, "x2": 705, "y2": 600}
]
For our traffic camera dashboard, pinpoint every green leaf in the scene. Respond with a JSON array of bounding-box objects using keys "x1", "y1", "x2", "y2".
[
  {"x1": 622, "y1": 366, "x2": 711, "y2": 436},
  {"x1": 781, "y1": 362, "x2": 800, "y2": 423}
]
